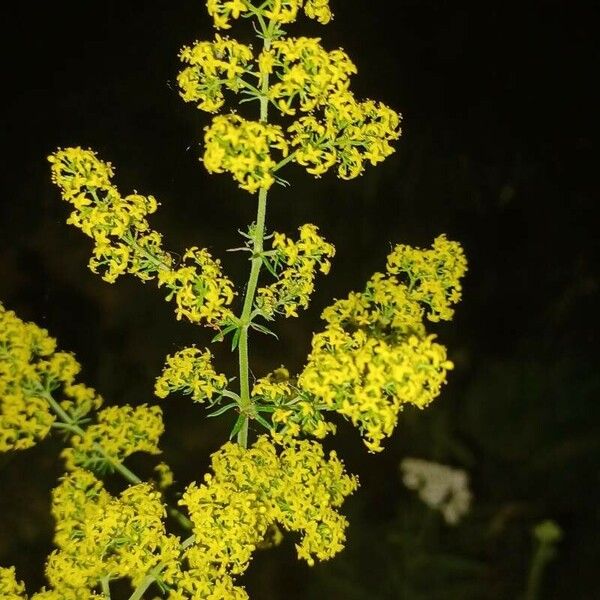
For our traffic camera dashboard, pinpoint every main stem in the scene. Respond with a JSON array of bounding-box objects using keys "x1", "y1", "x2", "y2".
[{"x1": 236, "y1": 25, "x2": 273, "y2": 448}]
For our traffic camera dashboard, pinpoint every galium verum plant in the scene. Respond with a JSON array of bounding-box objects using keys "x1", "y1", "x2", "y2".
[{"x1": 0, "y1": 1, "x2": 467, "y2": 598}]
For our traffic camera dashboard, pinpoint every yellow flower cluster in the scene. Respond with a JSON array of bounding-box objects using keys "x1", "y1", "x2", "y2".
[
  {"x1": 178, "y1": 6, "x2": 400, "y2": 189},
  {"x1": 0, "y1": 566, "x2": 26, "y2": 600},
  {"x1": 289, "y1": 89, "x2": 402, "y2": 179},
  {"x1": 206, "y1": 0, "x2": 332, "y2": 30},
  {"x1": 50, "y1": 148, "x2": 235, "y2": 328},
  {"x1": 157, "y1": 247, "x2": 235, "y2": 326},
  {"x1": 0, "y1": 304, "x2": 102, "y2": 452},
  {"x1": 251, "y1": 368, "x2": 335, "y2": 439},
  {"x1": 180, "y1": 435, "x2": 357, "y2": 594},
  {"x1": 386, "y1": 234, "x2": 468, "y2": 322},
  {"x1": 178, "y1": 35, "x2": 253, "y2": 113},
  {"x1": 203, "y1": 114, "x2": 289, "y2": 193},
  {"x1": 62, "y1": 405, "x2": 164, "y2": 471},
  {"x1": 299, "y1": 330, "x2": 453, "y2": 452},
  {"x1": 294, "y1": 236, "x2": 467, "y2": 452},
  {"x1": 49, "y1": 147, "x2": 173, "y2": 284},
  {"x1": 256, "y1": 224, "x2": 335, "y2": 318},
  {"x1": 47, "y1": 469, "x2": 181, "y2": 593},
  {"x1": 265, "y1": 37, "x2": 356, "y2": 115},
  {"x1": 154, "y1": 346, "x2": 228, "y2": 403}
]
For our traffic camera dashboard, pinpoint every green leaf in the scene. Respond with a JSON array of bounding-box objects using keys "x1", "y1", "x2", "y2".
[
  {"x1": 231, "y1": 328, "x2": 241, "y2": 351},
  {"x1": 261, "y1": 255, "x2": 279, "y2": 277},
  {"x1": 254, "y1": 413, "x2": 273, "y2": 430},
  {"x1": 255, "y1": 405, "x2": 277, "y2": 413},
  {"x1": 211, "y1": 323, "x2": 238, "y2": 343},
  {"x1": 229, "y1": 414, "x2": 246, "y2": 440},
  {"x1": 250, "y1": 322, "x2": 279, "y2": 339},
  {"x1": 207, "y1": 403, "x2": 238, "y2": 418}
]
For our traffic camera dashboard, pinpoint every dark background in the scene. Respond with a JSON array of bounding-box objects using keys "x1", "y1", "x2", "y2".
[{"x1": 1, "y1": 1, "x2": 598, "y2": 598}]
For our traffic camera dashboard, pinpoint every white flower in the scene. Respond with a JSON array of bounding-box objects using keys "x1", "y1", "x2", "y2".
[{"x1": 400, "y1": 458, "x2": 472, "y2": 525}]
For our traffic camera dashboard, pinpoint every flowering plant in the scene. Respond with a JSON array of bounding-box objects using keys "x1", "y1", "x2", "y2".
[{"x1": 1, "y1": 1, "x2": 467, "y2": 598}]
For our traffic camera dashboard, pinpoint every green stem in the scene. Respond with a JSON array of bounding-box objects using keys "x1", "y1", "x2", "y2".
[
  {"x1": 237, "y1": 187, "x2": 268, "y2": 447},
  {"x1": 273, "y1": 149, "x2": 299, "y2": 172},
  {"x1": 100, "y1": 576, "x2": 111, "y2": 599},
  {"x1": 525, "y1": 543, "x2": 551, "y2": 600},
  {"x1": 127, "y1": 534, "x2": 195, "y2": 600},
  {"x1": 123, "y1": 230, "x2": 171, "y2": 272},
  {"x1": 235, "y1": 18, "x2": 273, "y2": 448},
  {"x1": 128, "y1": 574, "x2": 155, "y2": 600}
]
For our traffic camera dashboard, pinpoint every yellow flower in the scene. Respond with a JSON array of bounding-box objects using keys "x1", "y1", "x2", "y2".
[
  {"x1": 49, "y1": 147, "x2": 173, "y2": 284},
  {"x1": 304, "y1": 0, "x2": 332, "y2": 24},
  {"x1": 386, "y1": 234, "x2": 468, "y2": 322},
  {"x1": 268, "y1": 38, "x2": 356, "y2": 115},
  {"x1": 289, "y1": 89, "x2": 402, "y2": 180}
]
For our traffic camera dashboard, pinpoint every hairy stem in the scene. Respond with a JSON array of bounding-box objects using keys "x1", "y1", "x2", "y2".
[{"x1": 236, "y1": 20, "x2": 273, "y2": 448}]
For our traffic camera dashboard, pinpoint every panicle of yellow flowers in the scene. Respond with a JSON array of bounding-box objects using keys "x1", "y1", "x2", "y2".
[
  {"x1": 157, "y1": 246, "x2": 236, "y2": 326},
  {"x1": 255, "y1": 224, "x2": 335, "y2": 318},
  {"x1": 248, "y1": 237, "x2": 467, "y2": 453},
  {"x1": 180, "y1": 435, "x2": 357, "y2": 583},
  {"x1": 0, "y1": 303, "x2": 103, "y2": 452},
  {"x1": 265, "y1": 37, "x2": 356, "y2": 115},
  {"x1": 296, "y1": 235, "x2": 468, "y2": 452},
  {"x1": 177, "y1": 1, "x2": 400, "y2": 193},
  {"x1": 49, "y1": 148, "x2": 235, "y2": 328},
  {"x1": 154, "y1": 346, "x2": 228, "y2": 403}
]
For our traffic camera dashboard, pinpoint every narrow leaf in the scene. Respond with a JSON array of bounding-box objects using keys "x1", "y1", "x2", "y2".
[
  {"x1": 207, "y1": 403, "x2": 238, "y2": 418},
  {"x1": 254, "y1": 414, "x2": 273, "y2": 430},
  {"x1": 231, "y1": 328, "x2": 241, "y2": 351},
  {"x1": 250, "y1": 322, "x2": 279, "y2": 339},
  {"x1": 229, "y1": 414, "x2": 245, "y2": 439},
  {"x1": 261, "y1": 256, "x2": 278, "y2": 277}
]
